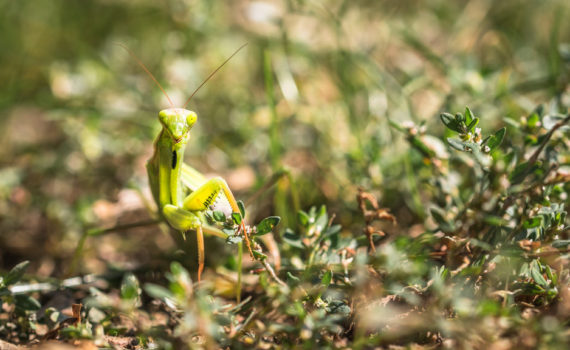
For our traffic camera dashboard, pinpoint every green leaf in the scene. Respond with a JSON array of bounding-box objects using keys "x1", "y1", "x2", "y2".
[
  {"x1": 226, "y1": 234, "x2": 243, "y2": 244},
  {"x1": 287, "y1": 272, "x2": 300, "y2": 282},
  {"x1": 430, "y1": 207, "x2": 454, "y2": 232},
  {"x1": 252, "y1": 250, "x2": 267, "y2": 260},
  {"x1": 323, "y1": 224, "x2": 342, "y2": 238},
  {"x1": 464, "y1": 106, "x2": 474, "y2": 125},
  {"x1": 510, "y1": 162, "x2": 529, "y2": 182},
  {"x1": 486, "y1": 128, "x2": 506, "y2": 151},
  {"x1": 46, "y1": 308, "x2": 61, "y2": 324},
  {"x1": 523, "y1": 216, "x2": 543, "y2": 228},
  {"x1": 410, "y1": 136, "x2": 435, "y2": 158},
  {"x1": 447, "y1": 138, "x2": 467, "y2": 151},
  {"x1": 168, "y1": 262, "x2": 193, "y2": 299},
  {"x1": 120, "y1": 273, "x2": 140, "y2": 301},
  {"x1": 170, "y1": 262, "x2": 191, "y2": 283},
  {"x1": 237, "y1": 200, "x2": 246, "y2": 218},
  {"x1": 298, "y1": 211, "x2": 310, "y2": 226},
  {"x1": 144, "y1": 283, "x2": 173, "y2": 300},
  {"x1": 283, "y1": 229, "x2": 304, "y2": 249},
  {"x1": 464, "y1": 107, "x2": 479, "y2": 131},
  {"x1": 484, "y1": 215, "x2": 509, "y2": 226},
  {"x1": 326, "y1": 300, "x2": 351, "y2": 315},
  {"x1": 466, "y1": 118, "x2": 479, "y2": 132},
  {"x1": 459, "y1": 265, "x2": 482, "y2": 276},
  {"x1": 321, "y1": 270, "x2": 332, "y2": 287},
  {"x1": 4, "y1": 261, "x2": 29, "y2": 286},
  {"x1": 545, "y1": 265, "x2": 558, "y2": 285},
  {"x1": 477, "y1": 300, "x2": 500, "y2": 316},
  {"x1": 213, "y1": 210, "x2": 226, "y2": 222},
  {"x1": 530, "y1": 260, "x2": 548, "y2": 287},
  {"x1": 527, "y1": 113, "x2": 540, "y2": 128},
  {"x1": 388, "y1": 120, "x2": 406, "y2": 132},
  {"x1": 524, "y1": 134, "x2": 539, "y2": 146},
  {"x1": 503, "y1": 117, "x2": 520, "y2": 128},
  {"x1": 232, "y1": 212, "x2": 242, "y2": 225},
  {"x1": 256, "y1": 216, "x2": 281, "y2": 236},
  {"x1": 440, "y1": 113, "x2": 464, "y2": 133},
  {"x1": 513, "y1": 281, "x2": 545, "y2": 294},
  {"x1": 222, "y1": 228, "x2": 235, "y2": 236},
  {"x1": 317, "y1": 205, "x2": 327, "y2": 217},
  {"x1": 314, "y1": 207, "x2": 329, "y2": 235},
  {"x1": 15, "y1": 294, "x2": 41, "y2": 311}
]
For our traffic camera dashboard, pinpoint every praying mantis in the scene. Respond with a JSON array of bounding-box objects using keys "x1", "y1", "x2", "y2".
[{"x1": 120, "y1": 43, "x2": 284, "y2": 300}]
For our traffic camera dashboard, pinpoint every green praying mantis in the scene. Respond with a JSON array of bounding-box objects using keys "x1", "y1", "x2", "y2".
[{"x1": 119, "y1": 43, "x2": 284, "y2": 300}]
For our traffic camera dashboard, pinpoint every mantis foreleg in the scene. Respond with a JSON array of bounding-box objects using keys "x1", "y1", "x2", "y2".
[{"x1": 163, "y1": 174, "x2": 249, "y2": 300}]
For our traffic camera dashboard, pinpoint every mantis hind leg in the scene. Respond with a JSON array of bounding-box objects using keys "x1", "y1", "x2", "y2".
[{"x1": 196, "y1": 226, "x2": 204, "y2": 282}]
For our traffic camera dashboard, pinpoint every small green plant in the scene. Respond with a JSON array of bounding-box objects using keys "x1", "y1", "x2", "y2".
[{"x1": 0, "y1": 261, "x2": 41, "y2": 341}]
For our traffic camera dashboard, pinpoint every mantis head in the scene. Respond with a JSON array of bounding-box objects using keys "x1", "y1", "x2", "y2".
[{"x1": 158, "y1": 108, "x2": 197, "y2": 143}]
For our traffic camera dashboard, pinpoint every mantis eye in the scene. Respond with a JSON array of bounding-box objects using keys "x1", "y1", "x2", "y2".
[{"x1": 186, "y1": 112, "x2": 198, "y2": 126}]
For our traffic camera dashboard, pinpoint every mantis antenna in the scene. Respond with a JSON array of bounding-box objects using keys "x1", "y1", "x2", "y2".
[
  {"x1": 183, "y1": 43, "x2": 248, "y2": 108},
  {"x1": 116, "y1": 42, "x2": 174, "y2": 108}
]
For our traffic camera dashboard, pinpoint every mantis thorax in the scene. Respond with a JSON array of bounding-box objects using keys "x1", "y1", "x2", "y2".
[{"x1": 158, "y1": 108, "x2": 197, "y2": 143}]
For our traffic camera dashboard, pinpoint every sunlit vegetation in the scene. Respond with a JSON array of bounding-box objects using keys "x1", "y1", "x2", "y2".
[{"x1": 1, "y1": 0, "x2": 569, "y2": 348}]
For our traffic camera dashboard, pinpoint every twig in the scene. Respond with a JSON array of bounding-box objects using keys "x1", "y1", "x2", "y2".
[
  {"x1": 235, "y1": 308, "x2": 257, "y2": 333},
  {"x1": 260, "y1": 259, "x2": 287, "y2": 287},
  {"x1": 42, "y1": 304, "x2": 82, "y2": 340},
  {"x1": 526, "y1": 114, "x2": 570, "y2": 167},
  {"x1": 501, "y1": 114, "x2": 570, "y2": 212},
  {"x1": 357, "y1": 188, "x2": 396, "y2": 253},
  {"x1": 525, "y1": 248, "x2": 570, "y2": 258}
]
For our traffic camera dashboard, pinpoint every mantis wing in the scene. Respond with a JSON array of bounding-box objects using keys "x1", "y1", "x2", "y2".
[{"x1": 180, "y1": 163, "x2": 207, "y2": 191}]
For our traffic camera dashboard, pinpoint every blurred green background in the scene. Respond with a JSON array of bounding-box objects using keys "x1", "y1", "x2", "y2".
[{"x1": 0, "y1": 0, "x2": 568, "y2": 276}]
